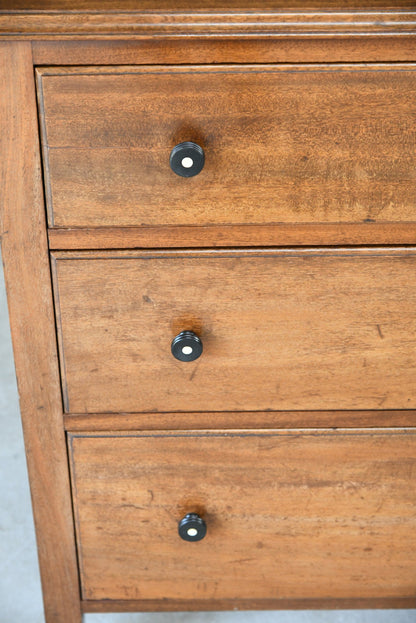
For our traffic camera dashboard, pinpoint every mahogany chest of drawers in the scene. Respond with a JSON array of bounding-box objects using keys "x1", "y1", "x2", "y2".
[{"x1": 1, "y1": 2, "x2": 416, "y2": 621}]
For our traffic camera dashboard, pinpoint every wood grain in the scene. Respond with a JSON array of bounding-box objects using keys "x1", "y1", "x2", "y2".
[
  {"x1": 5, "y1": 0, "x2": 416, "y2": 9},
  {"x1": 2, "y1": 2, "x2": 416, "y2": 618},
  {"x1": 68, "y1": 429, "x2": 416, "y2": 602},
  {"x1": 64, "y1": 410, "x2": 416, "y2": 432},
  {"x1": 48, "y1": 223, "x2": 416, "y2": 250},
  {"x1": 0, "y1": 42, "x2": 82, "y2": 622},
  {"x1": 52, "y1": 248, "x2": 416, "y2": 414},
  {"x1": 2, "y1": 5, "x2": 416, "y2": 39},
  {"x1": 32, "y1": 37, "x2": 416, "y2": 66},
  {"x1": 82, "y1": 596, "x2": 416, "y2": 612},
  {"x1": 38, "y1": 64, "x2": 416, "y2": 230}
]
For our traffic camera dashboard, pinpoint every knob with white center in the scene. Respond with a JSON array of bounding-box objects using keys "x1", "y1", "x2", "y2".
[
  {"x1": 171, "y1": 331, "x2": 203, "y2": 362},
  {"x1": 178, "y1": 513, "x2": 207, "y2": 542},
  {"x1": 169, "y1": 141, "x2": 205, "y2": 177}
]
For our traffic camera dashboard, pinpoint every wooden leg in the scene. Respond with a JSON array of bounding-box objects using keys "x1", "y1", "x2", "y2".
[{"x1": 0, "y1": 41, "x2": 82, "y2": 622}]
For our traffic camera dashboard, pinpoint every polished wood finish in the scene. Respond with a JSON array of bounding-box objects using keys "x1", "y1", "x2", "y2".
[
  {"x1": 5, "y1": 0, "x2": 416, "y2": 8},
  {"x1": 32, "y1": 38, "x2": 416, "y2": 66},
  {"x1": 69, "y1": 429, "x2": 416, "y2": 602},
  {"x1": 53, "y1": 248, "x2": 416, "y2": 414},
  {"x1": 48, "y1": 223, "x2": 416, "y2": 250},
  {"x1": 0, "y1": 42, "x2": 81, "y2": 623},
  {"x1": 64, "y1": 410, "x2": 416, "y2": 432},
  {"x1": 38, "y1": 64, "x2": 416, "y2": 231},
  {"x1": 2, "y1": 3, "x2": 416, "y2": 39}
]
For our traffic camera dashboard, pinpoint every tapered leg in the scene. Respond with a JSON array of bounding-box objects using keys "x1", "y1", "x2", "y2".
[{"x1": 0, "y1": 41, "x2": 82, "y2": 623}]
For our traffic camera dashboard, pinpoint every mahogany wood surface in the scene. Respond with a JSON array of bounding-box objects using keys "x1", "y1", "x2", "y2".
[
  {"x1": 4, "y1": 0, "x2": 416, "y2": 8},
  {"x1": 32, "y1": 37, "x2": 416, "y2": 66},
  {"x1": 69, "y1": 429, "x2": 416, "y2": 602},
  {"x1": 2, "y1": 2, "x2": 416, "y2": 617},
  {"x1": 38, "y1": 64, "x2": 416, "y2": 231},
  {"x1": 52, "y1": 248, "x2": 416, "y2": 414},
  {"x1": 0, "y1": 42, "x2": 81, "y2": 622},
  {"x1": 48, "y1": 223, "x2": 416, "y2": 249},
  {"x1": 82, "y1": 597, "x2": 416, "y2": 612},
  {"x1": 64, "y1": 410, "x2": 416, "y2": 432},
  {"x1": 1, "y1": 3, "x2": 416, "y2": 39}
]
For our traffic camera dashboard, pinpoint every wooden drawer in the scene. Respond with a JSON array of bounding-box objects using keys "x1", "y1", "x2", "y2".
[
  {"x1": 68, "y1": 429, "x2": 416, "y2": 603},
  {"x1": 52, "y1": 247, "x2": 416, "y2": 414},
  {"x1": 38, "y1": 64, "x2": 416, "y2": 229}
]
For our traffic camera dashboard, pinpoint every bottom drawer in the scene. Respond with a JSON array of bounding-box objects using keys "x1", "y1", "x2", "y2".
[{"x1": 68, "y1": 430, "x2": 416, "y2": 603}]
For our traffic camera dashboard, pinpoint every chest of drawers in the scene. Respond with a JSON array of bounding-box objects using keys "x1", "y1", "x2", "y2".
[{"x1": 1, "y1": 3, "x2": 416, "y2": 621}]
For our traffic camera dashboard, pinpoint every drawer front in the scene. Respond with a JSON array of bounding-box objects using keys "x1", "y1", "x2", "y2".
[
  {"x1": 38, "y1": 64, "x2": 416, "y2": 229},
  {"x1": 68, "y1": 429, "x2": 416, "y2": 602},
  {"x1": 53, "y1": 248, "x2": 416, "y2": 414}
]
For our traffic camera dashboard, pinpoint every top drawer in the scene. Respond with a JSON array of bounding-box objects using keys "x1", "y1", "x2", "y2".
[{"x1": 37, "y1": 64, "x2": 416, "y2": 229}]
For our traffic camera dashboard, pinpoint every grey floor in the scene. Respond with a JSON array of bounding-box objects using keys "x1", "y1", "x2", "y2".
[{"x1": 0, "y1": 264, "x2": 415, "y2": 623}]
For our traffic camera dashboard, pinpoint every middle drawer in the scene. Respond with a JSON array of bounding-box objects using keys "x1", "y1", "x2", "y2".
[{"x1": 52, "y1": 248, "x2": 416, "y2": 414}]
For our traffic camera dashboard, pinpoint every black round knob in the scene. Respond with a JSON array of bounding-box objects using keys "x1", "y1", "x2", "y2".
[
  {"x1": 170, "y1": 141, "x2": 205, "y2": 177},
  {"x1": 171, "y1": 331, "x2": 203, "y2": 362},
  {"x1": 178, "y1": 513, "x2": 207, "y2": 542}
]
